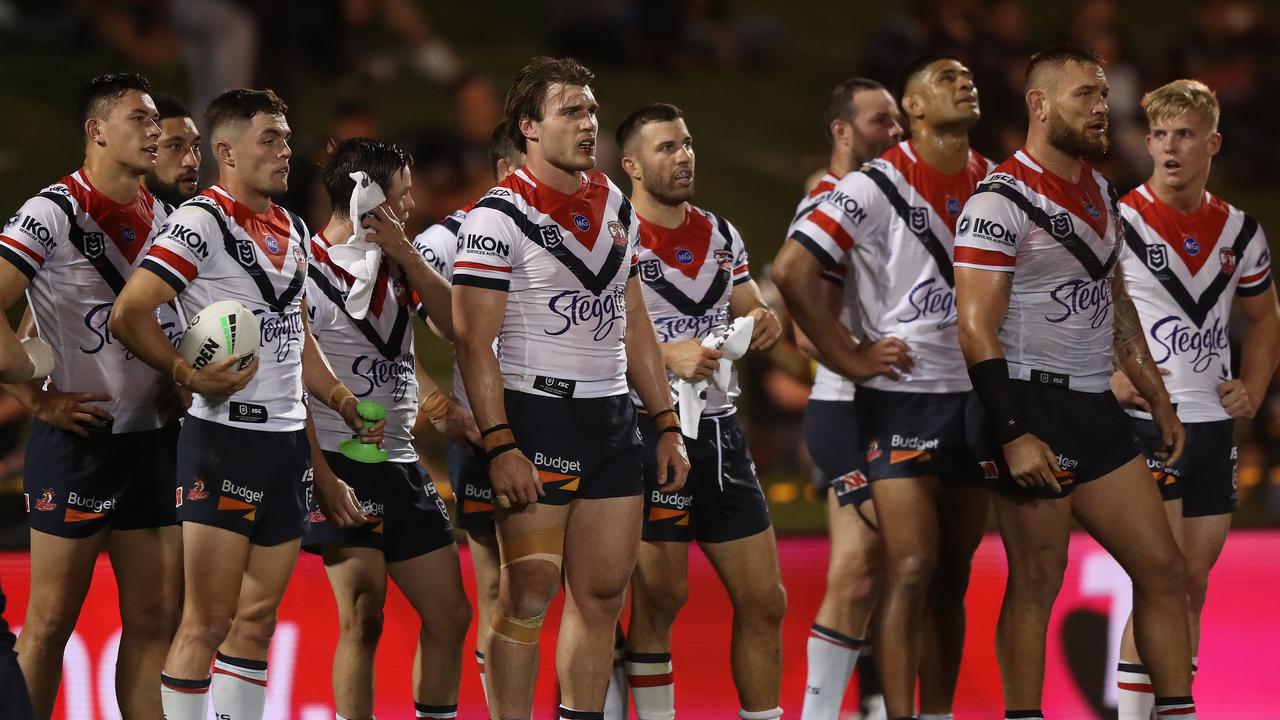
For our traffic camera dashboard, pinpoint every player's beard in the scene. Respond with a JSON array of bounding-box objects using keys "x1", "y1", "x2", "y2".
[
  {"x1": 644, "y1": 175, "x2": 694, "y2": 207},
  {"x1": 145, "y1": 173, "x2": 197, "y2": 207},
  {"x1": 1047, "y1": 107, "x2": 1109, "y2": 159}
]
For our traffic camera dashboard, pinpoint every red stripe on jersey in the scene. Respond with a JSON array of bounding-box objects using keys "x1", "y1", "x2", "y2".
[
  {"x1": 639, "y1": 207, "x2": 715, "y2": 280},
  {"x1": 1241, "y1": 267, "x2": 1271, "y2": 285},
  {"x1": 148, "y1": 245, "x2": 198, "y2": 280},
  {"x1": 954, "y1": 247, "x2": 1015, "y2": 267},
  {"x1": 1002, "y1": 150, "x2": 1111, "y2": 240},
  {"x1": 1122, "y1": 184, "x2": 1229, "y2": 276},
  {"x1": 64, "y1": 173, "x2": 157, "y2": 265},
  {"x1": 508, "y1": 170, "x2": 613, "y2": 252},
  {"x1": 628, "y1": 672, "x2": 674, "y2": 688},
  {"x1": 733, "y1": 263, "x2": 749, "y2": 275},
  {"x1": 203, "y1": 186, "x2": 295, "y2": 271},
  {"x1": 455, "y1": 261, "x2": 512, "y2": 273},
  {"x1": 0, "y1": 235, "x2": 44, "y2": 266},
  {"x1": 807, "y1": 209, "x2": 855, "y2": 251},
  {"x1": 880, "y1": 143, "x2": 992, "y2": 233}
]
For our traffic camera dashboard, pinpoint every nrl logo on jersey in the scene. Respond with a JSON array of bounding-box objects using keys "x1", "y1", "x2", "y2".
[
  {"x1": 640, "y1": 259, "x2": 663, "y2": 283},
  {"x1": 235, "y1": 237, "x2": 256, "y2": 266},
  {"x1": 1147, "y1": 243, "x2": 1168, "y2": 271},
  {"x1": 83, "y1": 231, "x2": 106, "y2": 259},
  {"x1": 1049, "y1": 212, "x2": 1074, "y2": 239},
  {"x1": 908, "y1": 206, "x2": 930, "y2": 235},
  {"x1": 1219, "y1": 247, "x2": 1236, "y2": 274},
  {"x1": 540, "y1": 224, "x2": 564, "y2": 248}
]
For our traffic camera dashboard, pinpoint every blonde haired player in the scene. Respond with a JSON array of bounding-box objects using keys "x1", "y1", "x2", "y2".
[{"x1": 1110, "y1": 79, "x2": 1280, "y2": 718}]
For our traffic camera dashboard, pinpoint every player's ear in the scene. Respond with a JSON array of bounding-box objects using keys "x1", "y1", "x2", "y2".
[
  {"x1": 519, "y1": 115, "x2": 539, "y2": 146},
  {"x1": 84, "y1": 117, "x2": 105, "y2": 146},
  {"x1": 1206, "y1": 131, "x2": 1222, "y2": 157},
  {"x1": 1026, "y1": 89, "x2": 1048, "y2": 124},
  {"x1": 620, "y1": 153, "x2": 642, "y2": 182},
  {"x1": 215, "y1": 138, "x2": 235, "y2": 168}
]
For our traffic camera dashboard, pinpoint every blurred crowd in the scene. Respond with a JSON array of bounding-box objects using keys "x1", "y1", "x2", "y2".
[{"x1": 2, "y1": 0, "x2": 1280, "y2": 530}]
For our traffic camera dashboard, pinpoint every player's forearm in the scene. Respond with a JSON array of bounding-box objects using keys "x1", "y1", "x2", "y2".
[
  {"x1": 399, "y1": 253, "x2": 455, "y2": 341},
  {"x1": 455, "y1": 334, "x2": 507, "y2": 431},
  {"x1": 0, "y1": 326, "x2": 33, "y2": 384},
  {"x1": 108, "y1": 300, "x2": 185, "y2": 380},
  {"x1": 771, "y1": 253, "x2": 862, "y2": 378},
  {"x1": 1112, "y1": 274, "x2": 1172, "y2": 410},
  {"x1": 626, "y1": 308, "x2": 676, "y2": 416},
  {"x1": 304, "y1": 409, "x2": 339, "y2": 482},
  {"x1": 301, "y1": 333, "x2": 354, "y2": 413},
  {"x1": 957, "y1": 270, "x2": 1011, "y2": 366},
  {"x1": 1240, "y1": 310, "x2": 1280, "y2": 403}
]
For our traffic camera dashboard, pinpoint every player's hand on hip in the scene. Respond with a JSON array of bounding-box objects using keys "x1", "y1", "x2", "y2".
[
  {"x1": 187, "y1": 354, "x2": 258, "y2": 396},
  {"x1": 444, "y1": 403, "x2": 482, "y2": 448},
  {"x1": 1218, "y1": 378, "x2": 1255, "y2": 419},
  {"x1": 338, "y1": 395, "x2": 387, "y2": 447},
  {"x1": 665, "y1": 339, "x2": 722, "y2": 381},
  {"x1": 1001, "y1": 433, "x2": 1063, "y2": 493},
  {"x1": 655, "y1": 432, "x2": 691, "y2": 493},
  {"x1": 851, "y1": 337, "x2": 913, "y2": 381},
  {"x1": 1151, "y1": 401, "x2": 1185, "y2": 466},
  {"x1": 489, "y1": 449, "x2": 542, "y2": 509},
  {"x1": 747, "y1": 306, "x2": 782, "y2": 351},
  {"x1": 314, "y1": 468, "x2": 367, "y2": 528},
  {"x1": 30, "y1": 386, "x2": 112, "y2": 437}
]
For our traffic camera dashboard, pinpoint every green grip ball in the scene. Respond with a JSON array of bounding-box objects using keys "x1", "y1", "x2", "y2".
[{"x1": 340, "y1": 400, "x2": 388, "y2": 464}]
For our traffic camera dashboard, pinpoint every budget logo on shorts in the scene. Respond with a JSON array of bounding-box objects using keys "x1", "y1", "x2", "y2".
[
  {"x1": 608, "y1": 221, "x2": 627, "y2": 245},
  {"x1": 573, "y1": 214, "x2": 590, "y2": 232},
  {"x1": 640, "y1": 259, "x2": 663, "y2": 283},
  {"x1": 540, "y1": 224, "x2": 564, "y2": 248},
  {"x1": 908, "y1": 206, "x2": 930, "y2": 235},
  {"x1": 1049, "y1": 212, "x2": 1073, "y2": 239},
  {"x1": 83, "y1": 231, "x2": 105, "y2": 259},
  {"x1": 1219, "y1": 247, "x2": 1237, "y2": 274},
  {"x1": 1146, "y1": 244, "x2": 1168, "y2": 271}
]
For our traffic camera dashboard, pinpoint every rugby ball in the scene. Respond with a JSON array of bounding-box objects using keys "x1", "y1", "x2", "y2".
[{"x1": 177, "y1": 300, "x2": 260, "y2": 371}]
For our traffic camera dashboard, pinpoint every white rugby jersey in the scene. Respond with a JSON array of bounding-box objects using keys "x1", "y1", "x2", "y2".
[
  {"x1": 631, "y1": 205, "x2": 749, "y2": 416},
  {"x1": 1119, "y1": 184, "x2": 1272, "y2": 422},
  {"x1": 413, "y1": 204, "x2": 475, "y2": 411},
  {"x1": 790, "y1": 142, "x2": 994, "y2": 393},
  {"x1": 788, "y1": 172, "x2": 858, "y2": 403},
  {"x1": 954, "y1": 149, "x2": 1122, "y2": 392},
  {"x1": 143, "y1": 185, "x2": 310, "y2": 430},
  {"x1": 453, "y1": 168, "x2": 640, "y2": 399},
  {"x1": 0, "y1": 171, "x2": 179, "y2": 433},
  {"x1": 307, "y1": 232, "x2": 424, "y2": 461}
]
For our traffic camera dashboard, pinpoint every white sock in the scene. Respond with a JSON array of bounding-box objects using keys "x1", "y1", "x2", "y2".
[
  {"x1": 1117, "y1": 662, "x2": 1154, "y2": 719},
  {"x1": 739, "y1": 708, "x2": 783, "y2": 720},
  {"x1": 1154, "y1": 696, "x2": 1196, "y2": 718},
  {"x1": 475, "y1": 649, "x2": 489, "y2": 709},
  {"x1": 605, "y1": 639, "x2": 628, "y2": 720},
  {"x1": 161, "y1": 673, "x2": 210, "y2": 720},
  {"x1": 920, "y1": 714, "x2": 953, "y2": 720},
  {"x1": 801, "y1": 624, "x2": 862, "y2": 720},
  {"x1": 626, "y1": 651, "x2": 674, "y2": 720},
  {"x1": 211, "y1": 652, "x2": 268, "y2": 720},
  {"x1": 415, "y1": 702, "x2": 458, "y2": 719}
]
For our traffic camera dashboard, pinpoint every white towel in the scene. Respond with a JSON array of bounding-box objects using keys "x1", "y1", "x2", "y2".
[
  {"x1": 326, "y1": 171, "x2": 387, "y2": 320},
  {"x1": 677, "y1": 315, "x2": 754, "y2": 439}
]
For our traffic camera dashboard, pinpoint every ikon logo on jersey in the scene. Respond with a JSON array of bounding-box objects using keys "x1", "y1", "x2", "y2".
[
  {"x1": 464, "y1": 233, "x2": 511, "y2": 258},
  {"x1": 959, "y1": 216, "x2": 1018, "y2": 246}
]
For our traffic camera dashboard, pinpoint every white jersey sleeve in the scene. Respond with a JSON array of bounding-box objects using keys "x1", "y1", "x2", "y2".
[
  {"x1": 728, "y1": 220, "x2": 750, "y2": 285},
  {"x1": 1237, "y1": 223, "x2": 1272, "y2": 297},
  {"x1": 953, "y1": 180, "x2": 1026, "y2": 273},
  {"x1": 141, "y1": 203, "x2": 219, "y2": 291},
  {"x1": 0, "y1": 192, "x2": 68, "y2": 279},
  {"x1": 452, "y1": 197, "x2": 522, "y2": 293},
  {"x1": 412, "y1": 211, "x2": 464, "y2": 281},
  {"x1": 789, "y1": 173, "x2": 888, "y2": 269}
]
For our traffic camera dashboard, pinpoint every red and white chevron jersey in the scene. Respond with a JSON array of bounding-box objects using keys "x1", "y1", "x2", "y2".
[
  {"x1": 1118, "y1": 184, "x2": 1272, "y2": 422},
  {"x1": 142, "y1": 185, "x2": 310, "y2": 430},
  {"x1": 954, "y1": 149, "x2": 1122, "y2": 392},
  {"x1": 791, "y1": 142, "x2": 994, "y2": 393},
  {"x1": 307, "y1": 232, "x2": 427, "y2": 461},
  {"x1": 631, "y1": 205, "x2": 750, "y2": 416},
  {"x1": 0, "y1": 171, "x2": 179, "y2": 433},
  {"x1": 412, "y1": 205, "x2": 474, "y2": 410},
  {"x1": 788, "y1": 171, "x2": 859, "y2": 402},
  {"x1": 452, "y1": 168, "x2": 640, "y2": 399}
]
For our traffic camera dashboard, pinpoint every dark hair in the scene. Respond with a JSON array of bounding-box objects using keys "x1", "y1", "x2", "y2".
[
  {"x1": 1025, "y1": 44, "x2": 1102, "y2": 91},
  {"x1": 320, "y1": 137, "x2": 412, "y2": 211},
  {"x1": 504, "y1": 56, "x2": 595, "y2": 152},
  {"x1": 76, "y1": 72, "x2": 151, "y2": 128},
  {"x1": 615, "y1": 103, "x2": 685, "y2": 153},
  {"x1": 151, "y1": 93, "x2": 192, "y2": 122},
  {"x1": 894, "y1": 54, "x2": 951, "y2": 103},
  {"x1": 824, "y1": 78, "x2": 886, "y2": 145},
  {"x1": 204, "y1": 88, "x2": 288, "y2": 138},
  {"x1": 488, "y1": 121, "x2": 522, "y2": 179}
]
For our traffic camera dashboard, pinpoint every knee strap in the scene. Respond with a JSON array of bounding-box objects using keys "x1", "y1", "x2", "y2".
[
  {"x1": 491, "y1": 612, "x2": 545, "y2": 645},
  {"x1": 499, "y1": 527, "x2": 565, "y2": 571}
]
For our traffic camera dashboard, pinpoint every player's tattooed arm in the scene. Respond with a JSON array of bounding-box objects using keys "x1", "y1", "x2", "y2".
[{"x1": 1112, "y1": 271, "x2": 1184, "y2": 464}]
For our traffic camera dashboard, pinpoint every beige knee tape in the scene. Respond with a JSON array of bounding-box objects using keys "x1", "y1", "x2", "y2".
[
  {"x1": 491, "y1": 613, "x2": 545, "y2": 645},
  {"x1": 499, "y1": 527, "x2": 565, "y2": 571}
]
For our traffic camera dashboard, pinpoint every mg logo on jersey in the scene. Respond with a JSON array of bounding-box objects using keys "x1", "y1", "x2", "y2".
[
  {"x1": 1050, "y1": 212, "x2": 1074, "y2": 239},
  {"x1": 1084, "y1": 202, "x2": 1100, "y2": 219},
  {"x1": 540, "y1": 224, "x2": 564, "y2": 248},
  {"x1": 573, "y1": 214, "x2": 591, "y2": 232},
  {"x1": 1219, "y1": 247, "x2": 1237, "y2": 275},
  {"x1": 908, "y1": 206, "x2": 930, "y2": 235},
  {"x1": 121, "y1": 226, "x2": 136, "y2": 245},
  {"x1": 640, "y1": 259, "x2": 663, "y2": 283},
  {"x1": 1183, "y1": 236, "x2": 1200, "y2": 256},
  {"x1": 946, "y1": 197, "x2": 961, "y2": 216},
  {"x1": 83, "y1": 231, "x2": 105, "y2": 259},
  {"x1": 1146, "y1": 243, "x2": 1168, "y2": 271},
  {"x1": 675, "y1": 248, "x2": 694, "y2": 265},
  {"x1": 265, "y1": 235, "x2": 280, "y2": 253}
]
